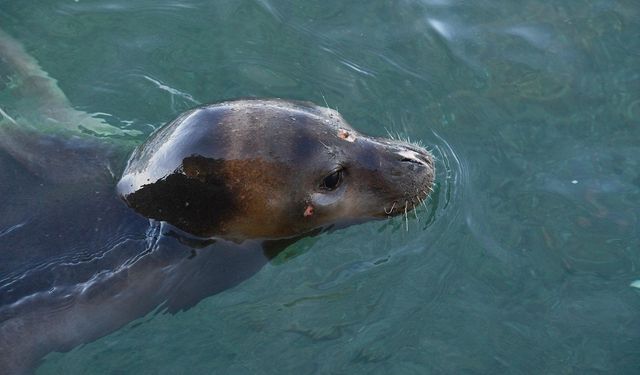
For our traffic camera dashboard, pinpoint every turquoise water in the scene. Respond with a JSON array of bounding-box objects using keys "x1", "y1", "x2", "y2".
[{"x1": 1, "y1": 0, "x2": 639, "y2": 373}]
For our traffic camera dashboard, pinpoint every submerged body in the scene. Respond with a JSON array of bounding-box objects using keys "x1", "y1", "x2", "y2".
[{"x1": 0, "y1": 30, "x2": 434, "y2": 374}]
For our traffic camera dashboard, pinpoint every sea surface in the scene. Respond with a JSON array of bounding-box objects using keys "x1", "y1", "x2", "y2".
[{"x1": 1, "y1": 0, "x2": 639, "y2": 373}]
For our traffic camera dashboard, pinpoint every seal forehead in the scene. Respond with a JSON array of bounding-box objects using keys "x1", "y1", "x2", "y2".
[
  {"x1": 223, "y1": 100, "x2": 338, "y2": 123},
  {"x1": 218, "y1": 102, "x2": 331, "y2": 163},
  {"x1": 221, "y1": 101, "x2": 359, "y2": 152}
]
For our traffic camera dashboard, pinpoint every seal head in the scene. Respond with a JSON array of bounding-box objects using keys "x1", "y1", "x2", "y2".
[{"x1": 117, "y1": 99, "x2": 435, "y2": 240}]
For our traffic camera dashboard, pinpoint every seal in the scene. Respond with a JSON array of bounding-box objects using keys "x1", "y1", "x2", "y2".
[
  {"x1": 117, "y1": 99, "x2": 435, "y2": 240},
  {"x1": 0, "y1": 29, "x2": 435, "y2": 374}
]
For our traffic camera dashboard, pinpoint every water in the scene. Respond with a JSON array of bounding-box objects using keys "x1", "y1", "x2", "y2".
[{"x1": 1, "y1": 0, "x2": 639, "y2": 373}]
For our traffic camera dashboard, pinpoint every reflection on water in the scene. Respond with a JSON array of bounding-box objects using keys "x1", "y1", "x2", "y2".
[{"x1": 0, "y1": 0, "x2": 638, "y2": 373}]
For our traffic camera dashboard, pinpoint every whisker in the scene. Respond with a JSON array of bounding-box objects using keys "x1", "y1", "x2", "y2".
[
  {"x1": 318, "y1": 139, "x2": 331, "y2": 150},
  {"x1": 417, "y1": 195, "x2": 428, "y2": 210},
  {"x1": 422, "y1": 187, "x2": 433, "y2": 196},
  {"x1": 413, "y1": 203, "x2": 419, "y2": 222},
  {"x1": 321, "y1": 92, "x2": 330, "y2": 109},
  {"x1": 385, "y1": 127, "x2": 395, "y2": 140},
  {"x1": 384, "y1": 201, "x2": 397, "y2": 215},
  {"x1": 425, "y1": 194, "x2": 434, "y2": 204},
  {"x1": 404, "y1": 201, "x2": 409, "y2": 232},
  {"x1": 415, "y1": 189, "x2": 427, "y2": 209}
]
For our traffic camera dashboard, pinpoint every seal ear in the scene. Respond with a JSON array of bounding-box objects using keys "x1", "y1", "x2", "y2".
[{"x1": 120, "y1": 155, "x2": 235, "y2": 237}]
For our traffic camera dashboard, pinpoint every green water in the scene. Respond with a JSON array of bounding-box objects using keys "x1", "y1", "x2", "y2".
[{"x1": 2, "y1": 0, "x2": 639, "y2": 373}]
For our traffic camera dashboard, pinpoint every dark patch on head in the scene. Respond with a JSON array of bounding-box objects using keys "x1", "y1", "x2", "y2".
[
  {"x1": 121, "y1": 155, "x2": 234, "y2": 237},
  {"x1": 291, "y1": 119, "x2": 325, "y2": 162},
  {"x1": 238, "y1": 108, "x2": 325, "y2": 164}
]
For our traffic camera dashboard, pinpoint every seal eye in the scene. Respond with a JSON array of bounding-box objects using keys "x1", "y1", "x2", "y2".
[{"x1": 321, "y1": 169, "x2": 343, "y2": 191}]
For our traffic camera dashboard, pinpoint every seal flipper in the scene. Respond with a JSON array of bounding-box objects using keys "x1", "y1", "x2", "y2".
[{"x1": 0, "y1": 29, "x2": 140, "y2": 183}]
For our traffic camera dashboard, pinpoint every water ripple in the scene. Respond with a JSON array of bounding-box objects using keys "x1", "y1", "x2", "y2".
[
  {"x1": 0, "y1": 216, "x2": 150, "y2": 306},
  {"x1": 427, "y1": 18, "x2": 454, "y2": 40},
  {"x1": 60, "y1": 0, "x2": 200, "y2": 14},
  {"x1": 141, "y1": 74, "x2": 201, "y2": 112},
  {"x1": 0, "y1": 221, "x2": 27, "y2": 238}
]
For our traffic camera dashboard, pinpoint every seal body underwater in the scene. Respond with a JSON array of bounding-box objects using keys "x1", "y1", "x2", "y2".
[{"x1": 0, "y1": 30, "x2": 434, "y2": 374}]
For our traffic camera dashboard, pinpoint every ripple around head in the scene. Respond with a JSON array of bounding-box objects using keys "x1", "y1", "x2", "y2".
[
  {"x1": 418, "y1": 129, "x2": 466, "y2": 239},
  {"x1": 367, "y1": 126, "x2": 466, "y2": 259}
]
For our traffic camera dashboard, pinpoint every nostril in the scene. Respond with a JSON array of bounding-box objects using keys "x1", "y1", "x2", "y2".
[{"x1": 398, "y1": 150, "x2": 427, "y2": 164}]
